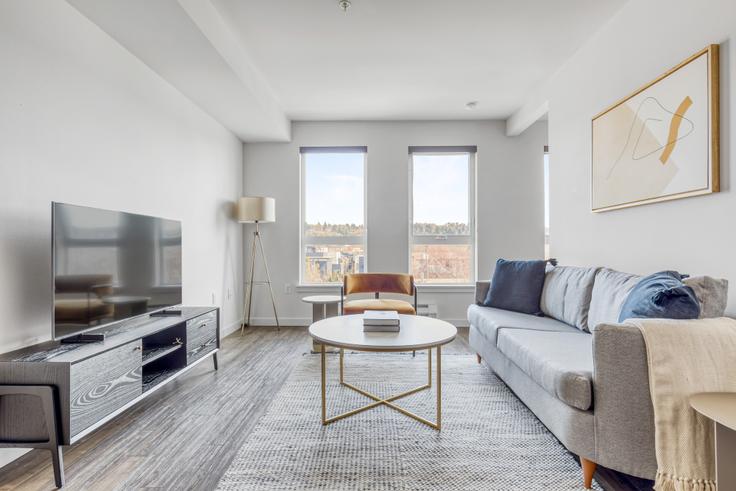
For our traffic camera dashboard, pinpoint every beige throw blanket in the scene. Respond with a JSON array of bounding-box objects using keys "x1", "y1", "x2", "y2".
[{"x1": 628, "y1": 317, "x2": 736, "y2": 491}]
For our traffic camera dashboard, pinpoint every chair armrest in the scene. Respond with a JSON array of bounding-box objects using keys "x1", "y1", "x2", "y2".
[
  {"x1": 592, "y1": 323, "x2": 656, "y2": 478},
  {"x1": 474, "y1": 281, "x2": 490, "y2": 305}
]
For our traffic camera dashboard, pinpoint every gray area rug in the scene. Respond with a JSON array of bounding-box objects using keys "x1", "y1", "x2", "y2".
[{"x1": 218, "y1": 352, "x2": 600, "y2": 490}]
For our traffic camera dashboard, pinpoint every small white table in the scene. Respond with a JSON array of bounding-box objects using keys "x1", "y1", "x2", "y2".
[
  {"x1": 309, "y1": 314, "x2": 457, "y2": 430},
  {"x1": 302, "y1": 295, "x2": 342, "y2": 352},
  {"x1": 690, "y1": 392, "x2": 736, "y2": 489}
]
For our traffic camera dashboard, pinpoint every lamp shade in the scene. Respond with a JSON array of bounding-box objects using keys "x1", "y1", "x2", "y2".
[{"x1": 237, "y1": 196, "x2": 275, "y2": 223}]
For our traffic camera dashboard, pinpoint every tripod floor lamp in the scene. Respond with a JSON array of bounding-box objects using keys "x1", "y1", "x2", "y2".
[{"x1": 238, "y1": 196, "x2": 280, "y2": 334}]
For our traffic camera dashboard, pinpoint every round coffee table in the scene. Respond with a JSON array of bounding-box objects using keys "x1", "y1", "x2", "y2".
[{"x1": 309, "y1": 314, "x2": 457, "y2": 430}]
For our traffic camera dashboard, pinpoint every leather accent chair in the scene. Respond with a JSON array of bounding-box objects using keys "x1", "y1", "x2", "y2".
[{"x1": 341, "y1": 273, "x2": 417, "y2": 315}]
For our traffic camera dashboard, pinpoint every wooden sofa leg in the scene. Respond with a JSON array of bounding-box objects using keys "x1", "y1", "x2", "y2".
[
  {"x1": 580, "y1": 457, "x2": 597, "y2": 489},
  {"x1": 476, "y1": 354, "x2": 481, "y2": 364}
]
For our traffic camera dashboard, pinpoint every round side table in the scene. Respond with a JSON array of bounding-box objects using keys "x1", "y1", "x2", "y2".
[
  {"x1": 301, "y1": 295, "x2": 342, "y2": 352},
  {"x1": 690, "y1": 392, "x2": 736, "y2": 489}
]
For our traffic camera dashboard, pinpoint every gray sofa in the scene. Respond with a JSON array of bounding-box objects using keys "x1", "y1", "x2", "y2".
[{"x1": 467, "y1": 266, "x2": 728, "y2": 488}]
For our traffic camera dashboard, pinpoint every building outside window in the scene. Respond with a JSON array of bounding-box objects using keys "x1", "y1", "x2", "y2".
[
  {"x1": 409, "y1": 146, "x2": 476, "y2": 284},
  {"x1": 300, "y1": 146, "x2": 367, "y2": 284}
]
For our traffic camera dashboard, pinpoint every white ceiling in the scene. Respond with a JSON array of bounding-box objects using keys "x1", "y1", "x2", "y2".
[
  {"x1": 69, "y1": 0, "x2": 626, "y2": 141},
  {"x1": 212, "y1": 0, "x2": 626, "y2": 121}
]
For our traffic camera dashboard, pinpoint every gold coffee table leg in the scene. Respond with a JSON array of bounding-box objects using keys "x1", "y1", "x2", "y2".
[
  {"x1": 437, "y1": 345, "x2": 441, "y2": 430},
  {"x1": 321, "y1": 343, "x2": 326, "y2": 424},
  {"x1": 321, "y1": 345, "x2": 443, "y2": 430},
  {"x1": 428, "y1": 347, "x2": 432, "y2": 387}
]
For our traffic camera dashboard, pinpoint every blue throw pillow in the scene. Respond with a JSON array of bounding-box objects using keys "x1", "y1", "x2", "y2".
[
  {"x1": 483, "y1": 259, "x2": 547, "y2": 315},
  {"x1": 618, "y1": 271, "x2": 700, "y2": 322}
]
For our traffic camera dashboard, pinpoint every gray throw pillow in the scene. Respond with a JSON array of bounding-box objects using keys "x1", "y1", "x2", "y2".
[{"x1": 683, "y1": 276, "x2": 729, "y2": 318}]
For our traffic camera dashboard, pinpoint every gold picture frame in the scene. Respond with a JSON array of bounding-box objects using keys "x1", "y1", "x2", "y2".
[{"x1": 591, "y1": 45, "x2": 720, "y2": 212}]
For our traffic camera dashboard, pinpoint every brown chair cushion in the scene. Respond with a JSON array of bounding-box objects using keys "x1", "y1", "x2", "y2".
[
  {"x1": 343, "y1": 299, "x2": 416, "y2": 315},
  {"x1": 344, "y1": 273, "x2": 414, "y2": 296}
]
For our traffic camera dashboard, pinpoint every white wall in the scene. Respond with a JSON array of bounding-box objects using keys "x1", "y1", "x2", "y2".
[
  {"x1": 243, "y1": 120, "x2": 547, "y2": 325},
  {"x1": 0, "y1": 0, "x2": 243, "y2": 467},
  {"x1": 513, "y1": 0, "x2": 736, "y2": 312}
]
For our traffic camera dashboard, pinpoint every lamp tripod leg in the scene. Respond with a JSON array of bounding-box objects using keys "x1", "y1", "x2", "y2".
[
  {"x1": 256, "y1": 230, "x2": 280, "y2": 331},
  {"x1": 241, "y1": 230, "x2": 258, "y2": 336}
]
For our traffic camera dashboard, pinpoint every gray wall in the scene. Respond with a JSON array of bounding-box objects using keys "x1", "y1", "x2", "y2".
[
  {"x1": 0, "y1": 1, "x2": 244, "y2": 466},
  {"x1": 518, "y1": 0, "x2": 736, "y2": 312},
  {"x1": 243, "y1": 120, "x2": 547, "y2": 325}
]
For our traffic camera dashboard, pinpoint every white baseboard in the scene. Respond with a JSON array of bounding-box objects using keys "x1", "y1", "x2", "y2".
[
  {"x1": 221, "y1": 319, "x2": 244, "y2": 337},
  {"x1": 246, "y1": 317, "x2": 312, "y2": 327}
]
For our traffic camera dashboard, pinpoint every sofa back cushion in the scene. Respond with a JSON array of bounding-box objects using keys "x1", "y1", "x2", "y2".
[
  {"x1": 540, "y1": 266, "x2": 599, "y2": 331},
  {"x1": 588, "y1": 268, "x2": 641, "y2": 331}
]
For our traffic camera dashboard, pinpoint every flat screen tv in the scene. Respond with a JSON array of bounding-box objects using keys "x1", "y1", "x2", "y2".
[{"x1": 52, "y1": 203, "x2": 182, "y2": 340}]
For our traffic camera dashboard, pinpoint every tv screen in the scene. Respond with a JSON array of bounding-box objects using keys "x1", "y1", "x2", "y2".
[{"x1": 53, "y1": 203, "x2": 182, "y2": 339}]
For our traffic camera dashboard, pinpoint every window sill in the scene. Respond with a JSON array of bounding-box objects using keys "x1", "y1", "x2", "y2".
[
  {"x1": 296, "y1": 284, "x2": 476, "y2": 294},
  {"x1": 296, "y1": 284, "x2": 343, "y2": 293}
]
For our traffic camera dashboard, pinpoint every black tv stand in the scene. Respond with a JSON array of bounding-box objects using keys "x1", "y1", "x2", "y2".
[{"x1": 60, "y1": 333, "x2": 106, "y2": 344}]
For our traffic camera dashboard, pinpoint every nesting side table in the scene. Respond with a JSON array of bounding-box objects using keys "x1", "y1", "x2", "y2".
[{"x1": 301, "y1": 295, "x2": 342, "y2": 352}]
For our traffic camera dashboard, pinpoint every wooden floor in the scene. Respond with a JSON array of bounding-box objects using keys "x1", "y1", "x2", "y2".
[{"x1": 0, "y1": 327, "x2": 653, "y2": 491}]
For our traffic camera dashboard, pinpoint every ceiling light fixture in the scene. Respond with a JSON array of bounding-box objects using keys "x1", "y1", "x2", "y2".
[
  {"x1": 465, "y1": 101, "x2": 479, "y2": 110},
  {"x1": 338, "y1": 0, "x2": 351, "y2": 12}
]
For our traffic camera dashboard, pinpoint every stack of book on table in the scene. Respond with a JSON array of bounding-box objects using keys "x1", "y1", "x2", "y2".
[{"x1": 363, "y1": 310, "x2": 400, "y2": 332}]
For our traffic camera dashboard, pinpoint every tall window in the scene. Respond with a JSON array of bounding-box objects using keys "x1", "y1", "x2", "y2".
[
  {"x1": 300, "y1": 147, "x2": 367, "y2": 284},
  {"x1": 543, "y1": 146, "x2": 550, "y2": 259},
  {"x1": 409, "y1": 146, "x2": 476, "y2": 284}
]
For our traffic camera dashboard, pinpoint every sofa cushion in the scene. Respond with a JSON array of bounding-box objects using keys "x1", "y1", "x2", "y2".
[
  {"x1": 540, "y1": 266, "x2": 599, "y2": 331},
  {"x1": 467, "y1": 304, "x2": 578, "y2": 346},
  {"x1": 483, "y1": 259, "x2": 546, "y2": 315},
  {"x1": 618, "y1": 271, "x2": 700, "y2": 322},
  {"x1": 588, "y1": 268, "x2": 641, "y2": 331},
  {"x1": 496, "y1": 329, "x2": 594, "y2": 410},
  {"x1": 683, "y1": 276, "x2": 729, "y2": 318}
]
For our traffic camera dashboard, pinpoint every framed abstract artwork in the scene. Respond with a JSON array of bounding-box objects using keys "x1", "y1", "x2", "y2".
[{"x1": 591, "y1": 45, "x2": 719, "y2": 212}]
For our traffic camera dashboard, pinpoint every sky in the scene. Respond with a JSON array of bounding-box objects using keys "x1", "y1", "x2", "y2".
[
  {"x1": 412, "y1": 154, "x2": 469, "y2": 224},
  {"x1": 304, "y1": 153, "x2": 364, "y2": 225},
  {"x1": 304, "y1": 153, "x2": 470, "y2": 225}
]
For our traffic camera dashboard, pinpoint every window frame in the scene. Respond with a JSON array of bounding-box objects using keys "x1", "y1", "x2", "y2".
[
  {"x1": 543, "y1": 145, "x2": 550, "y2": 260},
  {"x1": 408, "y1": 148, "x2": 477, "y2": 286},
  {"x1": 299, "y1": 146, "x2": 368, "y2": 286}
]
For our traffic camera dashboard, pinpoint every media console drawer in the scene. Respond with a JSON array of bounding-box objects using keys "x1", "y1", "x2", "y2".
[
  {"x1": 186, "y1": 310, "x2": 217, "y2": 364},
  {"x1": 69, "y1": 340, "x2": 143, "y2": 437}
]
